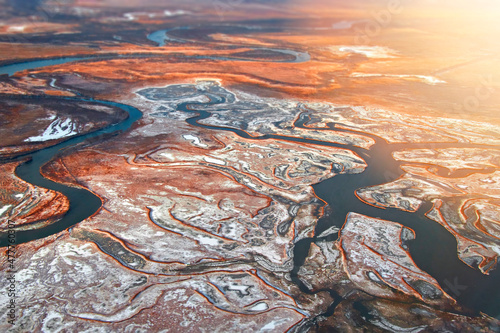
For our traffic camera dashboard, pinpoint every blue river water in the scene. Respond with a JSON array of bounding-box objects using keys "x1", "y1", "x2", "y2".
[{"x1": 0, "y1": 42, "x2": 499, "y2": 320}]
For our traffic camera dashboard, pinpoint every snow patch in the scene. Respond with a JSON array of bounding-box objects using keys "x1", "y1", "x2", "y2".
[
  {"x1": 198, "y1": 236, "x2": 220, "y2": 246},
  {"x1": 227, "y1": 284, "x2": 250, "y2": 294},
  {"x1": 333, "y1": 45, "x2": 397, "y2": 58},
  {"x1": 41, "y1": 311, "x2": 70, "y2": 333},
  {"x1": 260, "y1": 318, "x2": 290, "y2": 331},
  {"x1": 351, "y1": 73, "x2": 445, "y2": 85},
  {"x1": 0, "y1": 204, "x2": 11, "y2": 217},
  {"x1": 248, "y1": 302, "x2": 268, "y2": 311},
  {"x1": 25, "y1": 118, "x2": 79, "y2": 142},
  {"x1": 203, "y1": 156, "x2": 226, "y2": 165},
  {"x1": 317, "y1": 225, "x2": 340, "y2": 238},
  {"x1": 7, "y1": 25, "x2": 26, "y2": 32},
  {"x1": 164, "y1": 10, "x2": 190, "y2": 16},
  {"x1": 183, "y1": 134, "x2": 208, "y2": 148}
]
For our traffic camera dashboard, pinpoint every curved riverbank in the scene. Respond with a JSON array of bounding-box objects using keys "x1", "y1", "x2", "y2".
[
  {"x1": 0, "y1": 97, "x2": 142, "y2": 246},
  {"x1": 0, "y1": 52, "x2": 499, "y2": 320},
  {"x1": 177, "y1": 93, "x2": 500, "y2": 318}
]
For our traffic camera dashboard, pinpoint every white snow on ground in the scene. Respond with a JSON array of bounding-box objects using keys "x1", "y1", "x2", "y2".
[
  {"x1": 123, "y1": 10, "x2": 189, "y2": 21},
  {"x1": 332, "y1": 45, "x2": 397, "y2": 58},
  {"x1": 163, "y1": 10, "x2": 190, "y2": 16},
  {"x1": 227, "y1": 284, "x2": 250, "y2": 294},
  {"x1": 25, "y1": 117, "x2": 79, "y2": 142},
  {"x1": 248, "y1": 302, "x2": 269, "y2": 311},
  {"x1": 203, "y1": 156, "x2": 226, "y2": 165},
  {"x1": 7, "y1": 25, "x2": 26, "y2": 32},
  {"x1": 260, "y1": 319, "x2": 290, "y2": 332},
  {"x1": 351, "y1": 73, "x2": 446, "y2": 85},
  {"x1": 0, "y1": 205, "x2": 11, "y2": 217},
  {"x1": 197, "y1": 235, "x2": 220, "y2": 246},
  {"x1": 182, "y1": 134, "x2": 208, "y2": 148}
]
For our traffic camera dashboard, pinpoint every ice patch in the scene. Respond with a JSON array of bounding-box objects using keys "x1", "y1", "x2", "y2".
[
  {"x1": 203, "y1": 156, "x2": 226, "y2": 165},
  {"x1": 164, "y1": 10, "x2": 190, "y2": 16},
  {"x1": 183, "y1": 134, "x2": 208, "y2": 148},
  {"x1": 248, "y1": 302, "x2": 268, "y2": 311},
  {"x1": 227, "y1": 284, "x2": 250, "y2": 294},
  {"x1": 334, "y1": 45, "x2": 397, "y2": 58},
  {"x1": 372, "y1": 317, "x2": 428, "y2": 332},
  {"x1": 351, "y1": 73, "x2": 446, "y2": 85},
  {"x1": 367, "y1": 271, "x2": 382, "y2": 282},
  {"x1": 260, "y1": 318, "x2": 290, "y2": 331},
  {"x1": 0, "y1": 204, "x2": 11, "y2": 216},
  {"x1": 7, "y1": 25, "x2": 26, "y2": 32},
  {"x1": 124, "y1": 10, "x2": 188, "y2": 21},
  {"x1": 41, "y1": 311, "x2": 68, "y2": 333},
  {"x1": 198, "y1": 236, "x2": 220, "y2": 246},
  {"x1": 317, "y1": 225, "x2": 340, "y2": 238},
  {"x1": 25, "y1": 118, "x2": 79, "y2": 142}
]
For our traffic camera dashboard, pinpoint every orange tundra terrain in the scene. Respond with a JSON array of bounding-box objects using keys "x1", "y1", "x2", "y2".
[{"x1": 0, "y1": 0, "x2": 499, "y2": 331}]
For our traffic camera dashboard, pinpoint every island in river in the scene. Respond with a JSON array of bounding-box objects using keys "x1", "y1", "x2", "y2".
[{"x1": 0, "y1": 0, "x2": 500, "y2": 331}]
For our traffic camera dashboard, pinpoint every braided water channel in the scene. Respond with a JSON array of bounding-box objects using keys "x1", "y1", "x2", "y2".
[
  {"x1": 0, "y1": 55, "x2": 499, "y2": 322},
  {"x1": 179, "y1": 94, "x2": 500, "y2": 319}
]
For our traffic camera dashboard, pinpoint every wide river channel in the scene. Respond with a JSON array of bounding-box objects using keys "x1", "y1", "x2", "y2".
[{"x1": 0, "y1": 48, "x2": 499, "y2": 319}]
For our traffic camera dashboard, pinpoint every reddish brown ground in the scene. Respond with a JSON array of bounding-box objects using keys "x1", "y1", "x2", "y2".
[
  {"x1": 0, "y1": 0, "x2": 499, "y2": 331},
  {"x1": 0, "y1": 161, "x2": 69, "y2": 231}
]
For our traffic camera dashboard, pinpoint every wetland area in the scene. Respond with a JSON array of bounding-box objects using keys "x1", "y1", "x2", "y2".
[{"x1": 1, "y1": 0, "x2": 500, "y2": 331}]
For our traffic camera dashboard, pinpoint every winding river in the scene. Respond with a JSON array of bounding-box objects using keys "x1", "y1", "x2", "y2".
[
  {"x1": 0, "y1": 32, "x2": 499, "y2": 322},
  {"x1": 0, "y1": 95, "x2": 142, "y2": 246},
  {"x1": 179, "y1": 93, "x2": 500, "y2": 318}
]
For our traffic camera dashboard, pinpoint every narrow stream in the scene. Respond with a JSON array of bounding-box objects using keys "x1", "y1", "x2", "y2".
[
  {"x1": 0, "y1": 46, "x2": 499, "y2": 321},
  {"x1": 0, "y1": 96, "x2": 142, "y2": 246},
  {"x1": 147, "y1": 27, "x2": 311, "y2": 63},
  {"x1": 178, "y1": 94, "x2": 500, "y2": 318}
]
